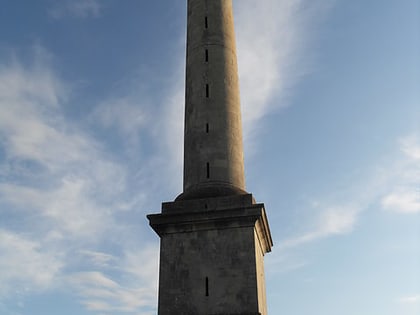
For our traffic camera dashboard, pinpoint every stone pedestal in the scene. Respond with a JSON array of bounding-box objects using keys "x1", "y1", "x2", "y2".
[{"x1": 148, "y1": 194, "x2": 272, "y2": 315}]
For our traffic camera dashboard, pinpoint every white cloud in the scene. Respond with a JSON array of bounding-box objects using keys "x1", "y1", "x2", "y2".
[
  {"x1": 401, "y1": 135, "x2": 420, "y2": 161},
  {"x1": 119, "y1": 246, "x2": 160, "y2": 291},
  {"x1": 0, "y1": 48, "x2": 158, "y2": 313},
  {"x1": 235, "y1": 0, "x2": 333, "y2": 144},
  {"x1": 0, "y1": 55, "x2": 94, "y2": 170},
  {"x1": 398, "y1": 294, "x2": 420, "y2": 304},
  {"x1": 72, "y1": 272, "x2": 119, "y2": 290},
  {"x1": 0, "y1": 46, "x2": 63, "y2": 107},
  {"x1": 0, "y1": 229, "x2": 63, "y2": 297},
  {"x1": 277, "y1": 131, "x2": 420, "y2": 252},
  {"x1": 318, "y1": 205, "x2": 359, "y2": 234},
  {"x1": 381, "y1": 135, "x2": 420, "y2": 214},
  {"x1": 0, "y1": 179, "x2": 112, "y2": 238},
  {"x1": 49, "y1": 0, "x2": 103, "y2": 19},
  {"x1": 93, "y1": 99, "x2": 148, "y2": 138},
  {"x1": 80, "y1": 250, "x2": 118, "y2": 268},
  {"x1": 0, "y1": 48, "x2": 133, "y2": 239},
  {"x1": 69, "y1": 247, "x2": 158, "y2": 314},
  {"x1": 279, "y1": 204, "x2": 361, "y2": 249},
  {"x1": 382, "y1": 189, "x2": 420, "y2": 214}
]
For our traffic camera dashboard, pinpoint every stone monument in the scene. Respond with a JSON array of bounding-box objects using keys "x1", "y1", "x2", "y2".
[{"x1": 147, "y1": 1, "x2": 273, "y2": 314}]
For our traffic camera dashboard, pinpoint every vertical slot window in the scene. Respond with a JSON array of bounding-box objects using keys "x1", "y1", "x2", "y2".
[
  {"x1": 206, "y1": 84, "x2": 209, "y2": 98},
  {"x1": 205, "y1": 16, "x2": 208, "y2": 29},
  {"x1": 205, "y1": 49, "x2": 209, "y2": 62},
  {"x1": 206, "y1": 123, "x2": 209, "y2": 133},
  {"x1": 206, "y1": 163, "x2": 210, "y2": 179},
  {"x1": 205, "y1": 277, "x2": 209, "y2": 296}
]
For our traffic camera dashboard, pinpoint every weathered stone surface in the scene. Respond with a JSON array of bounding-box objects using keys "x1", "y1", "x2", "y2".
[
  {"x1": 147, "y1": 0, "x2": 273, "y2": 314},
  {"x1": 182, "y1": 0, "x2": 245, "y2": 199},
  {"x1": 147, "y1": 194, "x2": 272, "y2": 315}
]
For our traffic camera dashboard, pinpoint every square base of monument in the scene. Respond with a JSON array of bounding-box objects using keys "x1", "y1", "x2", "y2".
[{"x1": 147, "y1": 194, "x2": 272, "y2": 315}]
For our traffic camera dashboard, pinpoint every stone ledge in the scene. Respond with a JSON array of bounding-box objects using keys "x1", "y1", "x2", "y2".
[
  {"x1": 147, "y1": 203, "x2": 273, "y2": 254},
  {"x1": 163, "y1": 193, "x2": 255, "y2": 213}
]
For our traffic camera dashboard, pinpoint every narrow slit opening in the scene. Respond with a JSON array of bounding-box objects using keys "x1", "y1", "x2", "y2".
[
  {"x1": 205, "y1": 17, "x2": 208, "y2": 29},
  {"x1": 205, "y1": 277, "x2": 209, "y2": 296},
  {"x1": 205, "y1": 49, "x2": 209, "y2": 62},
  {"x1": 206, "y1": 123, "x2": 209, "y2": 133},
  {"x1": 206, "y1": 84, "x2": 209, "y2": 98},
  {"x1": 206, "y1": 163, "x2": 210, "y2": 179}
]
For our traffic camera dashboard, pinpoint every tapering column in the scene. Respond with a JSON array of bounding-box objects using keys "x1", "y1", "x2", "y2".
[
  {"x1": 147, "y1": 1, "x2": 273, "y2": 314},
  {"x1": 181, "y1": 0, "x2": 246, "y2": 200}
]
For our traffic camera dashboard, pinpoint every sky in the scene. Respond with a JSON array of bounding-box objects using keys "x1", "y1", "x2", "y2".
[{"x1": 0, "y1": 0, "x2": 419, "y2": 314}]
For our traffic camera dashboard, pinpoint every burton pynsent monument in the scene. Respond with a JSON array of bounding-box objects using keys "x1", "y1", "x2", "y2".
[{"x1": 147, "y1": 1, "x2": 273, "y2": 314}]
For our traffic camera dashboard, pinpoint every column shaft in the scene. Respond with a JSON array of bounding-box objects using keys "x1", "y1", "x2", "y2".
[{"x1": 182, "y1": 0, "x2": 246, "y2": 199}]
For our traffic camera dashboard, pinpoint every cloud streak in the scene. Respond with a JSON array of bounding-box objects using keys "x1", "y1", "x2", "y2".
[
  {"x1": 0, "y1": 229, "x2": 63, "y2": 297},
  {"x1": 235, "y1": 0, "x2": 333, "y2": 143},
  {"x1": 49, "y1": 0, "x2": 103, "y2": 19},
  {"x1": 381, "y1": 135, "x2": 420, "y2": 214},
  {"x1": 382, "y1": 190, "x2": 420, "y2": 214},
  {"x1": 279, "y1": 204, "x2": 361, "y2": 249},
  {"x1": 398, "y1": 294, "x2": 420, "y2": 304},
  {"x1": 69, "y1": 246, "x2": 158, "y2": 314},
  {"x1": 0, "y1": 48, "x2": 158, "y2": 313},
  {"x1": 277, "y1": 131, "x2": 420, "y2": 253}
]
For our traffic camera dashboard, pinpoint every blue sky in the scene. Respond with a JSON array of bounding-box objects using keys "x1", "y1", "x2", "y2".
[{"x1": 0, "y1": 0, "x2": 419, "y2": 314}]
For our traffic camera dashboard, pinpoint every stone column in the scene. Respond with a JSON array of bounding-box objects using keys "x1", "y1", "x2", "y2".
[
  {"x1": 147, "y1": 1, "x2": 273, "y2": 314},
  {"x1": 181, "y1": 0, "x2": 246, "y2": 200}
]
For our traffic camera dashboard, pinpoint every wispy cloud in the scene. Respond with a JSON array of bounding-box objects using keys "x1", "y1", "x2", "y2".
[
  {"x1": 381, "y1": 135, "x2": 420, "y2": 214},
  {"x1": 277, "y1": 132, "x2": 420, "y2": 251},
  {"x1": 0, "y1": 50, "x2": 99, "y2": 235},
  {"x1": 401, "y1": 135, "x2": 420, "y2": 161},
  {"x1": 398, "y1": 294, "x2": 420, "y2": 304},
  {"x1": 0, "y1": 229, "x2": 63, "y2": 297},
  {"x1": 235, "y1": 0, "x2": 333, "y2": 144},
  {"x1": 382, "y1": 189, "x2": 420, "y2": 214},
  {"x1": 93, "y1": 99, "x2": 147, "y2": 138},
  {"x1": 0, "y1": 48, "x2": 157, "y2": 313},
  {"x1": 49, "y1": 0, "x2": 103, "y2": 19},
  {"x1": 0, "y1": 52, "x2": 95, "y2": 171},
  {"x1": 279, "y1": 204, "x2": 361, "y2": 249},
  {"x1": 69, "y1": 247, "x2": 158, "y2": 314},
  {"x1": 80, "y1": 250, "x2": 118, "y2": 268}
]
